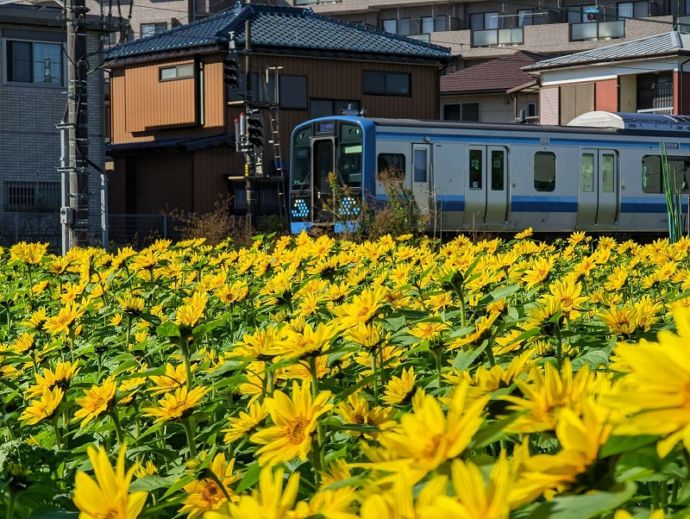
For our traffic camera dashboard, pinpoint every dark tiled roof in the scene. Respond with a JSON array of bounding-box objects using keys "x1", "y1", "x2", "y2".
[
  {"x1": 440, "y1": 51, "x2": 546, "y2": 94},
  {"x1": 525, "y1": 31, "x2": 690, "y2": 71},
  {"x1": 106, "y1": 3, "x2": 450, "y2": 61}
]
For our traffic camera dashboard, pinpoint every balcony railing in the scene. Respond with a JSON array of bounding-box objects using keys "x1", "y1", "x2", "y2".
[
  {"x1": 570, "y1": 20, "x2": 625, "y2": 41},
  {"x1": 471, "y1": 27, "x2": 524, "y2": 47},
  {"x1": 638, "y1": 84, "x2": 673, "y2": 112}
]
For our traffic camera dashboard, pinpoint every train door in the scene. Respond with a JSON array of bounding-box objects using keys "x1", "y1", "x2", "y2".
[
  {"x1": 577, "y1": 149, "x2": 618, "y2": 226},
  {"x1": 464, "y1": 146, "x2": 509, "y2": 225},
  {"x1": 411, "y1": 144, "x2": 431, "y2": 214},
  {"x1": 312, "y1": 138, "x2": 335, "y2": 223}
]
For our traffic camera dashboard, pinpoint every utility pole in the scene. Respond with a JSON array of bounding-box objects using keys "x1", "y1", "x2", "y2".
[
  {"x1": 59, "y1": 0, "x2": 90, "y2": 253},
  {"x1": 243, "y1": 18, "x2": 254, "y2": 234}
]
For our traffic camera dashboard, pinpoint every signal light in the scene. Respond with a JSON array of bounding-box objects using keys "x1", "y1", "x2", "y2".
[
  {"x1": 224, "y1": 52, "x2": 240, "y2": 89},
  {"x1": 247, "y1": 113, "x2": 264, "y2": 148}
]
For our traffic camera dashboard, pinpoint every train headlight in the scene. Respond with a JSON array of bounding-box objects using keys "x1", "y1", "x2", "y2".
[
  {"x1": 291, "y1": 198, "x2": 309, "y2": 220},
  {"x1": 338, "y1": 196, "x2": 361, "y2": 218}
]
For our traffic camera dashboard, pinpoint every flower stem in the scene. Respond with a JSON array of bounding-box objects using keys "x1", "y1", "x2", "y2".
[
  {"x1": 485, "y1": 338, "x2": 496, "y2": 367},
  {"x1": 6, "y1": 491, "x2": 17, "y2": 519},
  {"x1": 554, "y1": 323, "x2": 563, "y2": 370},
  {"x1": 182, "y1": 416, "x2": 197, "y2": 457},
  {"x1": 110, "y1": 408, "x2": 125, "y2": 445},
  {"x1": 179, "y1": 338, "x2": 194, "y2": 389}
]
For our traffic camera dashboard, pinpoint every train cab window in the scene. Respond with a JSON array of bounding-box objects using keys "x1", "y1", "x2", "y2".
[
  {"x1": 601, "y1": 154, "x2": 615, "y2": 193},
  {"x1": 469, "y1": 149, "x2": 482, "y2": 189},
  {"x1": 377, "y1": 154, "x2": 406, "y2": 182},
  {"x1": 414, "y1": 149, "x2": 428, "y2": 182},
  {"x1": 581, "y1": 153, "x2": 594, "y2": 192},
  {"x1": 491, "y1": 150, "x2": 504, "y2": 191},
  {"x1": 534, "y1": 152, "x2": 556, "y2": 192}
]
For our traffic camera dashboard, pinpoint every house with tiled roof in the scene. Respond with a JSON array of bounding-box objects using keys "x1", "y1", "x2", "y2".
[
  {"x1": 104, "y1": 2, "x2": 449, "y2": 224},
  {"x1": 440, "y1": 51, "x2": 546, "y2": 123},
  {"x1": 524, "y1": 31, "x2": 690, "y2": 125}
]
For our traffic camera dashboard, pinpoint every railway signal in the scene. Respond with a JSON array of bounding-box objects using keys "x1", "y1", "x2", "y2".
[
  {"x1": 247, "y1": 111, "x2": 265, "y2": 148},
  {"x1": 224, "y1": 52, "x2": 240, "y2": 89}
]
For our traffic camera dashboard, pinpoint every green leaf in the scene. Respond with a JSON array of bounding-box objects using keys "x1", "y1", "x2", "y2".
[
  {"x1": 452, "y1": 343, "x2": 487, "y2": 371},
  {"x1": 600, "y1": 435, "x2": 657, "y2": 458},
  {"x1": 236, "y1": 462, "x2": 261, "y2": 493},
  {"x1": 527, "y1": 481, "x2": 637, "y2": 519},
  {"x1": 130, "y1": 475, "x2": 179, "y2": 492},
  {"x1": 471, "y1": 412, "x2": 521, "y2": 449},
  {"x1": 571, "y1": 350, "x2": 610, "y2": 371},
  {"x1": 156, "y1": 321, "x2": 180, "y2": 338},
  {"x1": 192, "y1": 318, "x2": 228, "y2": 337},
  {"x1": 28, "y1": 512, "x2": 79, "y2": 519}
]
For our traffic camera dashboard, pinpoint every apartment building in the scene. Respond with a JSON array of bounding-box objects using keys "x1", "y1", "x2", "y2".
[
  {"x1": 525, "y1": 31, "x2": 690, "y2": 123},
  {"x1": 302, "y1": 0, "x2": 681, "y2": 60},
  {"x1": 0, "y1": 4, "x2": 107, "y2": 246}
]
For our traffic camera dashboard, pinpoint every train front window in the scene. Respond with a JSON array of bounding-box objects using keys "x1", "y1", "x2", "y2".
[
  {"x1": 291, "y1": 128, "x2": 313, "y2": 189},
  {"x1": 337, "y1": 123, "x2": 363, "y2": 187}
]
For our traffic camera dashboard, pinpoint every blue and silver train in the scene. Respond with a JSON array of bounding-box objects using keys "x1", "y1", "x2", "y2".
[{"x1": 288, "y1": 112, "x2": 690, "y2": 234}]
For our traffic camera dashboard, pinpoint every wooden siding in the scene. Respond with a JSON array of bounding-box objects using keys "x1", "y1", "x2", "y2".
[
  {"x1": 595, "y1": 79, "x2": 618, "y2": 112},
  {"x1": 203, "y1": 57, "x2": 225, "y2": 129},
  {"x1": 559, "y1": 82, "x2": 594, "y2": 125},
  {"x1": 124, "y1": 59, "x2": 197, "y2": 133},
  {"x1": 539, "y1": 86, "x2": 559, "y2": 125}
]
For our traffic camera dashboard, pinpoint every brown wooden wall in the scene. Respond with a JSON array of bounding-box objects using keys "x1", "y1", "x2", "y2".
[
  {"x1": 124, "y1": 59, "x2": 197, "y2": 133},
  {"x1": 110, "y1": 55, "x2": 226, "y2": 144},
  {"x1": 108, "y1": 52, "x2": 441, "y2": 215},
  {"x1": 595, "y1": 79, "x2": 618, "y2": 112}
]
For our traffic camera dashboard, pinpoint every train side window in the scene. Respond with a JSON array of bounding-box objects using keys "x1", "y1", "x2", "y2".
[
  {"x1": 581, "y1": 153, "x2": 594, "y2": 192},
  {"x1": 669, "y1": 158, "x2": 690, "y2": 193},
  {"x1": 414, "y1": 149, "x2": 428, "y2": 182},
  {"x1": 642, "y1": 155, "x2": 662, "y2": 193},
  {"x1": 377, "y1": 154, "x2": 406, "y2": 182},
  {"x1": 534, "y1": 152, "x2": 556, "y2": 192},
  {"x1": 469, "y1": 149, "x2": 482, "y2": 189},
  {"x1": 491, "y1": 150, "x2": 504, "y2": 191},
  {"x1": 601, "y1": 154, "x2": 615, "y2": 193},
  {"x1": 642, "y1": 155, "x2": 690, "y2": 194}
]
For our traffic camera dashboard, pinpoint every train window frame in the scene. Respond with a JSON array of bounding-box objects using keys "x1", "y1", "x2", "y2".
[
  {"x1": 534, "y1": 151, "x2": 556, "y2": 192},
  {"x1": 414, "y1": 148, "x2": 428, "y2": 183},
  {"x1": 490, "y1": 150, "x2": 504, "y2": 191},
  {"x1": 642, "y1": 154, "x2": 690, "y2": 194},
  {"x1": 377, "y1": 153, "x2": 406, "y2": 183},
  {"x1": 601, "y1": 153, "x2": 615, "y2": 193},
  {"x1": 581, "y1": 153, "x2": 595, "y2": 193},
  {"x1": 469, "y1": 149, "x2": 482, "y2": 190}
]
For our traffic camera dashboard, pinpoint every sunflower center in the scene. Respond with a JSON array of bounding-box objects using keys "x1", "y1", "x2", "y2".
[
  {"x1": 200, "y1": 481, "x2": 224, "y2": 505},
  {"x1": 96, "y1": 509, "x2": 119, "y2": 519},
  {"x1": 422, "y1": 433, "x2": 444, "y2": 460},
  {"x1": 286, "y1": 417, "x2": 309, "y2": 444}
]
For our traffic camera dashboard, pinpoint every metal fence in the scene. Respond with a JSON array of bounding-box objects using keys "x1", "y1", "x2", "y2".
[
  {"x1": 0, "y1": 212, "x2": 62, "y2": 249},
  {"x1": 108, "y1": 214, "x2": 182, "y2": 247}
]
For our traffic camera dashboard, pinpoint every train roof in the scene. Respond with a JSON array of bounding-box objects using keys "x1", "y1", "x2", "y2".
[{"x1": 363, "y1": 112, "x2": 690, "y2": 138}]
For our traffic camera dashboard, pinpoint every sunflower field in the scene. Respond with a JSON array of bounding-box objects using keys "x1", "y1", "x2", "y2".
[{"x1": 3, "y1": 231, "x2": 690, "y2": 518}]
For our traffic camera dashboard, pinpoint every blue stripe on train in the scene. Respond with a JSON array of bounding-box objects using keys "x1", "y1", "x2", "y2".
[
  {"x1": 511, "y1": 196, "x2": 578, "y2": 213},
  {"x1": 436, "y1": 194, "x2": 465, "y2": 211},
  {"x1": 620, "y1": 197, "x2": 688, "y2": 214}
]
